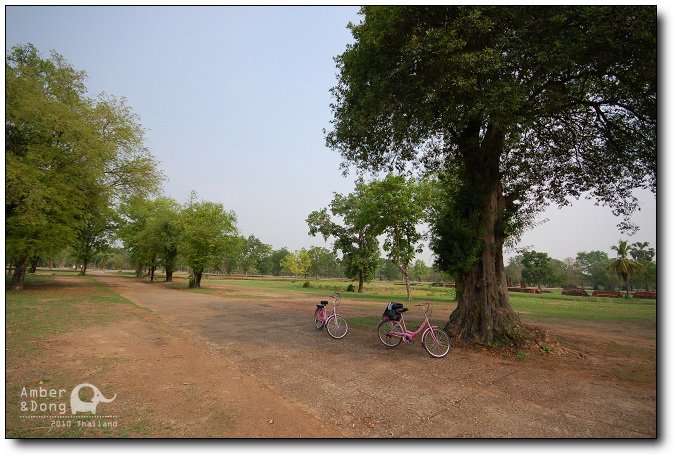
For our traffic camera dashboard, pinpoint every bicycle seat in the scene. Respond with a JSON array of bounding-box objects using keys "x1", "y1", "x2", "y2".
[
  {"x1": 397, "y1": 307, "x2": 409, "y2": 313},
  {"x1": 316, "y1": 300, "x2": 329, "y2": 309}
]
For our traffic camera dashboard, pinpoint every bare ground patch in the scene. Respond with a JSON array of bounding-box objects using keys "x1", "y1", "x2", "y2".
[{"x1": 7, "y1": 273, "x2": 656, "y2": 438}]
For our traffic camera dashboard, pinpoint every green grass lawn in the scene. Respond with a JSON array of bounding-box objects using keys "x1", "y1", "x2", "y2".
[
  {"x1": 5, "y1": 273, "x2": 149, "y2": 354},
  {"x1": 181, "y1": 275, "x2": 656, "y2": 325},
  {"x1": 509, "y1": 292, "x2": 656, "y2": 321},
  {"x1": 6, "y1": 272, "x2": 151, "y2": 438}
]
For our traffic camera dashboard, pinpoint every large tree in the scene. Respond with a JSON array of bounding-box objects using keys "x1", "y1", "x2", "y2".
[
  {"x1": 280, "y1": 249, "x2": 312, "y2": 278},
  {"x1": 608, "y1": 240, "x2": 643, "y2": 297},
  {"x1": 239, "y1": 235, "x2": 273, "y2": 276},
  {"x1": 307, "y1": 246, "x2": 340, "y2": 278},
  {"x1": 307, "y1": 181, "x2": 380, "y2": 293},
  {"x1": 327, "y1": 6, "x2": 656, "y2": 344},
  {"x1": 179, "y1": 193, "x2": 238, "y2": 288},
  {"x1": 629, "y1": 241, "x2": 656, "y2": 291},
  {"x1": 6, "y1": 44, "x2": 161, "y2": 288},
  {"x1": 71, "y1": 199, "x2": 117, "y2": 276},
  {"x1": 6, "y1": 44, "x2": 103, "y2": 289},
  {"x1": 520, "y1": 250, "x2": 553, "y2": 290},
  {"x1": 576, "y1": 250, "x2": 616, "y2": 290},
  {"x1": 361, "y1": 174, "x2": 430, "y2": 300}
]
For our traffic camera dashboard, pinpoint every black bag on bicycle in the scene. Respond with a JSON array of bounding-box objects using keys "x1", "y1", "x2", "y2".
[{"x1": 382, "y1": 302, "x2": 405, "y2": 321}]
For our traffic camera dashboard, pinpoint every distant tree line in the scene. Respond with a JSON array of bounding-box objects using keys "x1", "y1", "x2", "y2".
[{"x1": 504, "y1": 240, "x2": 656, "y2": 291}]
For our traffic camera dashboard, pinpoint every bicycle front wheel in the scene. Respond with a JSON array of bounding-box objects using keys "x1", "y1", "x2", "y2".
[
  {"x1": 377, "y1": 320, "x2": 402, "y2": 347},
  {"x1": 326, "y1": 315, "x2": 348, "y2": 339},
  {"x1": 314, "y1": 309, "x2": 324, "y2": 329},
  {"x1": 421, "y1": 327, "x2": 450, "y2": 358}
]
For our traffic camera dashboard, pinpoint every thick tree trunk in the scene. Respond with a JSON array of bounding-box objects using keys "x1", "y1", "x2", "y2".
[
  {"x1": 446, "y1": 121, "x2": 520, "y2": 345},
  {"x1": 80, "y1": 260, "x2": 88, "y2": 276},
  {"x1": 189, "y1": 270, "x2": 203, "y2": 288},
  {"x1": 165, "y1": 248, "x2": 177, "y2": 282},
  {"x1": 447, "y1": 183, "x2": 519, "y2": 344},
  {"x1": 11, "y1": 256, "x2": 29, "y2": 290}
]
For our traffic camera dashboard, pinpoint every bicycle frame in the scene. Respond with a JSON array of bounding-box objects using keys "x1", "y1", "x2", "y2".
[
  {"x1": 385, "y1": 308, "x2": 440, "y2": 343},
  {"x1": 316, "y1": 294, "x2": 341, "y2": 324}
]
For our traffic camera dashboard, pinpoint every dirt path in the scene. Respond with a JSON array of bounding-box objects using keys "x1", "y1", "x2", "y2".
[{"x1": 84, "y1": 273, "x2": 655, "y2": 438}]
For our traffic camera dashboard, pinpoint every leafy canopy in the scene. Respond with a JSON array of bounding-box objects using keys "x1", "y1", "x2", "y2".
[
  {"x1": 328, "y1": 6, "x2": 656, "y2": 233},
  {"x1": 179, "y1": 192, "x2": 238, "y2": 275}
]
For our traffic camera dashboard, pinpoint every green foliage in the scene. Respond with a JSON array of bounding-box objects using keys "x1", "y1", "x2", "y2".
[
  {"x1": 91, "y1": 94, "x2": 163, "y2": 200},
  {"x1": 377, "y1": 258, "x2": 402, "y2": 281},
  {"x1": 117, "y1": 196, "x2": 181, "y2": 279},
  {"x1": 239, "y1": 235, "x2": 273, "y2": 275},
  {"x1": 306, "y1": 246, "x2": 340, "y2": 278},
  {"x1": 71, "y1": 200, "x2": 118, "y2": 274},
  {"x1": 410, "y1": 260, "x2": 431, "y2": 282},
  {"x1": 5, "y1": 43, "x2": 162, "y2": 289},
  {"x1": 608, "y1": 240, "x2": 644, "y2": 296},
  {"x1": 428, "y1": 170, "x2": 485, "y2": 277},
  {"x1": 520, "y1": 250, "x2": 553, "y2": 288},
  {"x1": 326, "y1": 6, "x2": 656, "y2": 341},
  {"x1": 329, "y1": 6, "x2": 655, "y2": 223},
  {"x1": 629, "y1": 242, "x2": 656, "y2": 290},
  {"x1": 179, "y1": 192, "x2": 238, "y2": 287},
  {"x1": 358, "y1": 174, "x2": 430, "y2": 299},
  {"x1": 219, "y1": 236, "x2": 246, "y2": 274},
  {"x1": 307, "y1": 181, "x2": 380, "y2": 291},
  {"x1": 6, "y1": 44, "x2": 102, "y2": 285},
  {"x1": 539, "y1": 343, "x2": 554, "y2": 355},
  {"x1": 280, "y1": 249, "x2": 312, "y2": 277},
  {"x1": 268, "y1": 247, "x2": 291, "y2": 276},
  {"x1": 505, "y1": 256, "x2": 524, "y2": 286},
  {"x1": 576, "y1": 250, "x2": 618, "y2": 290}
]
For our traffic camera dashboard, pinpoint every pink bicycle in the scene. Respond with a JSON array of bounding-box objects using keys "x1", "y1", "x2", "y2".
[
  {"x1": 377, "y1": 302, "x2": 450, "y2": 358},
  {"x1": 314, "y1": 293, "x2": 348, "y2": 339}
]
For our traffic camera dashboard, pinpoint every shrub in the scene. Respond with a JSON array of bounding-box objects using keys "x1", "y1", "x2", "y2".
[
  {"x1": 302, "y1": 281, "x2": 312, "y2": 288},
  {"x1": 346, "y1": 284, "x2": 355, "y2": 292}
]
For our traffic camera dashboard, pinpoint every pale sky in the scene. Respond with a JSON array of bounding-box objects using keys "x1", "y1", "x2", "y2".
[{"x1": 4, "y1": 5, "x2": 659, "y2": 264}]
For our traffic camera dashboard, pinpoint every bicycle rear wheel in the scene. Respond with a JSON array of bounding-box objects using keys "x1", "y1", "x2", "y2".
[
  {"x1": 377, "y1": 320, "x2": 402, "y2": 347},
  {"x1": 314, "y1": 309, "x2": 324, "y2": 329},
  {"x1": 326, "y1": 315, "x2": 348, "y2": 339},
  {"x1": 421, "y1": 327, "x2": 450, "y2": 358}
]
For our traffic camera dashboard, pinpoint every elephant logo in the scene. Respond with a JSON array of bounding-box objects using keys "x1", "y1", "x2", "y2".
[{"x1": 70, "y1": 383, "x2": 116, "y2": 415}]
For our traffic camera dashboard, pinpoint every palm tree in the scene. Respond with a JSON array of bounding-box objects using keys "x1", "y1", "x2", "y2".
[
  {"x1": 630, "y1": 242, "x2": 656, "y2": 290},
  {"x1": 608, "y1": 240, "x2": 643, "y2": 297}
]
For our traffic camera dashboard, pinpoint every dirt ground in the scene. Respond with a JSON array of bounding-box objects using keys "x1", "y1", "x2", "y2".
[{"x1": 6, "y1": 273, "x2": 656, "y2": 438}]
